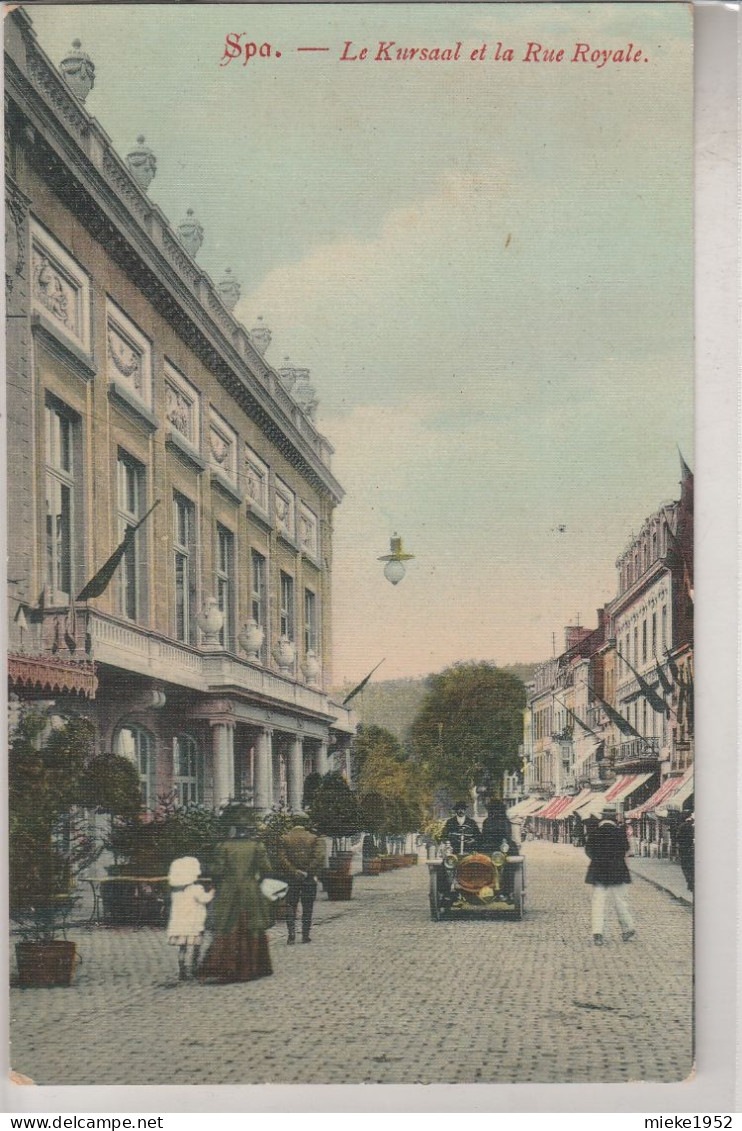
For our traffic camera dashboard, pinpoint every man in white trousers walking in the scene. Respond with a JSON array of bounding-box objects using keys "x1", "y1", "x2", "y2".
[{"x1": 584, "y1": 803, "x2": 636, "y2": 946}]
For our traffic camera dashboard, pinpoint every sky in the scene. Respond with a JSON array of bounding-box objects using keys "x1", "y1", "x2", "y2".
[{"x1": 29, "y1": 4, "x2": 694, "y2": 683}]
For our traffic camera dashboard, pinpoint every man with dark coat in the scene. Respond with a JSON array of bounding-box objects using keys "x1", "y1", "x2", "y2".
[
  {"x1": 676, "y1": 808, "x2": 694, "y2": 893},
  {"x1": 481, "y1": 800, "x2": 512, "y2": 853},
  {"x1": 441, "y1": 802, "x2": 481, "y2": 855},
  {"x1": 585, "y1": 804, "x2": 636, "y2": 946},
  {"x1": 277, "y1": 818, "x2": 326, "y2": 944}
]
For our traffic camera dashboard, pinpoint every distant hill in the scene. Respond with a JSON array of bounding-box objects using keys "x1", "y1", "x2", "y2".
[{"x1": 333, "y1": 664, "x2": 538, "y2": 743}]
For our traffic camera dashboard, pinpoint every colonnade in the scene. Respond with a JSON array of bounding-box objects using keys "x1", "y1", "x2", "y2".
[{"x1": 210, "y1": 721, "x2": 332, "y2": 811}]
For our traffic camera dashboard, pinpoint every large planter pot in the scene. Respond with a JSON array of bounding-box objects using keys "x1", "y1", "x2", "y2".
[
  {"x1": 362, "y1": 858, "x2": 382, "y2": 876},
  {"x1": 328, "y1": 852, "x2": 354, "y2": 877},
  {"x1": 326, "y1": 874, "x2": 353, "y2": 901},
  {"x1": 16, "y1": 941, "x2": 77, "y2": 987},
  {"x1": 379, "y1": 856, "x2": 393, "y2": 872}
]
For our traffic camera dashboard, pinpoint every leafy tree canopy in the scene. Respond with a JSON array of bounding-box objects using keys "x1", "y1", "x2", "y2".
[{"x1": 410, "y1": 662, "x2": 526, "y2": 797}]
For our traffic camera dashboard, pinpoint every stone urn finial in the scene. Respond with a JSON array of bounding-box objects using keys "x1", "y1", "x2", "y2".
[
  {"x1": 277, "y1": 356, "x2": 296, "y2": 394},
  {"x1": 218, "y1": 268, "x2": 241, "y2": 312},
  {"x1": 59, "y1": 39, "x2": 95, "y2": 103},
  {"x1": 274, "y1": 635, "x2": 296, "y2": 675},
  {"x1": 294, "y1": 367, "x2": 318, "y2": 421},
  {"x1": 250, "y1": 316, "x2": 272, "y2": 355},
  {"x1": 177, "y1": 208, "x2": 204, "y2": 258},
  {"x1": 126, "y1": 135, "x2": 157, "y2": 191},
  {"x1": 197, "y1": 596, "x2": 224, "y2": 649},
  {"x1": 238, "y1": 619, "x2": 265, "y2": 662},
  {"x1": 302, "y1": 650, "x2": 321, "y2": 687}
]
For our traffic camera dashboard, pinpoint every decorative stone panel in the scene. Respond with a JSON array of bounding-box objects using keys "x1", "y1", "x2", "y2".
[
  {"x1": 106, "y1": 298, "x2": 152, "y2": 408},
  {"x1": 209, "y1": 407, "x2": 238, "y2": 483},
  {"x1": 274, "y1": 477, "x2": 296, "y2": 541},
  {"x1": 298, "y1": 503, "x2": 318, "y2": 559},
  {"x1": 164, "y1": 361, "x2": 201, "y2": 449},
  {"x1": 245, "y1": 447, "x2": 269, "y2": 514},
  {"x1": 30, "y1": 219, "x2": 90, "y2": 353}
]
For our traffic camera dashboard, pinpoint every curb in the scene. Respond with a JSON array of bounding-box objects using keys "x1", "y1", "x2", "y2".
[{"x1": 629, "y1": 865, "x2": 693, "y2": 908}]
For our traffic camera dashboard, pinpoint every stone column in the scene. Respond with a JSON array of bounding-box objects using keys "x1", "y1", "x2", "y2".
[
  {"x1": 212, "y1": 721, "x2": 235, "y2": 810},
  {"x1": 254, "y1": 727, "x2": 273, "y2": 811},
  {"x1": 287, "y1": 735, "x2": 304, "y2": 812},
  {"x1": 316, "y1": 738, "x2": 330, "y2": 776},
  {"x1": 272, "y1": 745, "x2": 283, "y2": 806}
]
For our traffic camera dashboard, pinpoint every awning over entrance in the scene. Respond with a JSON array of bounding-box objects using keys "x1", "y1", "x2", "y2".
[
  {"x1": 559, "y1": 789, "x2": 594, "y2": 818},
  {"x1": 575, "y1": 773, "x2": 654, "y2": 818},
  {"x1": 625, "y1": 768, "x2": 693, "y2": 820},
  {"x1": 532, "y1": 794, "x2": 574, "y2": 820},
  {"x1": 507, "y1": 796, "x2": 546, "y2": 818}
]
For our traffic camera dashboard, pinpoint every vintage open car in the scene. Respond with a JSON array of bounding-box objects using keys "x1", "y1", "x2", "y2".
[{"x1": 428, "y1": 846, "x2": 526, "y2": 920}]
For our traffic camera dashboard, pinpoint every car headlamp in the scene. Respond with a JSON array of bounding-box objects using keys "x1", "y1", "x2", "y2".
[{"x1": 444, "y1": 854, "x2": 458, "y2": 870}]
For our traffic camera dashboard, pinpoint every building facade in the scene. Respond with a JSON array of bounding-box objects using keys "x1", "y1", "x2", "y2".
[
  {"x1": 6, "y1": 11, "x2": 355, "y2": 814},
  {"x1": 523, "y1": 470, "x2": 693, "y2": 835}
]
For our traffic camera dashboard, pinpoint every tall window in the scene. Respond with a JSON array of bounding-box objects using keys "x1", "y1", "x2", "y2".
[
  {"x1": 45, "y1": 401, "x2": 76, "y2": 600},
  {"x1": 215, "y1": 525, "x2": 234, "y2": 649},
  {"x1": 633, "y1": 626, "x2": 639, "y2": 667},
  {"x1": 304, "y1": 588, "x2": 318, "y2": 654},
  {"x1": 250, "y1": 549, "x2": 267, "y2": 659},
  {"x1": 642, "y1": 619, "x2": 648, "y2": 664},
  {"x1": 173, "y1": 493, "x2": 196, "y2": 644},
  {"x1": 173, "y1": 735, "x2": 203, "y2": 805},
  {"x1": 279, "y1": 571, "x2": 294, "y2": 639},
  {"x1": 651, "y1": 612, "x2": 657, "y2": 657},
  {"x1": 661, "y1": 604, "x2": 668, "y2": 649},
  {"x1": 117, "y1": 452, "x2": 145, "y2": 621},
  {"x1": 116, "y1": 725, "x2": 153, "y2": 809}
]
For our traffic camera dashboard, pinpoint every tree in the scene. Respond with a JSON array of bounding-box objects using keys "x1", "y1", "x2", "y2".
[
  {"x1": 410, "y1": 662, "x2": 526, "y2": 797},
  {"x1": 306, "y1": 771, "x2": 363, "y2": 854},
  {"x1": 9, "y1": 713, "x2": 142, "y2": 916}
]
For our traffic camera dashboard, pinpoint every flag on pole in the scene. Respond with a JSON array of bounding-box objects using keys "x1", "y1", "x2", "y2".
[
  {"x1": 615, "y1": 650, "x2": 669, "y2": 716},
  {"x1": 654, "y1": 659, "x2": 673, "y2": 696},
  {"x1": 342, "y1": 659, "x2": 385, "y2": 706},
  {"x1": 664, "y1": 648, "x2": 680, "y2": 683},
  {"x1": 554, "y1": 697, "x2": 600, "y2": 738},
  {"x1": 77, "y1": 500, "x2": 160, "y2": 602},
  {"x1": 591, "y1": 688, "x2": 644, "y2": 740}
]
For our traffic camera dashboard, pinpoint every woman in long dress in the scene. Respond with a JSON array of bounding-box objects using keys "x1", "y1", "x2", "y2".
[{"x1": 198, "y1": 820, "x2": 273, "y2": 984}]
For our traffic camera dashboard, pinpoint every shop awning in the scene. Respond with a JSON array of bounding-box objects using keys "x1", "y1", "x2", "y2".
[
  {"x1": 507, "y1": 796, "x2": 547, "y2": 818},
  {"x1": 559, "y1": 789, "x2": 594, "y2": 818},
  {"x1": 576, "y1": 774, "x2": 654, "y2": 818},
  {"x1": 656, "y1": 771, "x2": 694, "y2": 818},
  {"x1": 625, "y1": 768, "x2": 693, "y2": 820},
  {"x1": 532, "y1": 794, "x2": 575, "y2": 820}
]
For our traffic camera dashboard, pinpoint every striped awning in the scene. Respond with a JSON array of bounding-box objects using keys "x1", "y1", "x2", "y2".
[
  {"x1": 559, "y1": 789, "x2": 594, "y2": 818},
  {"x1": 625, "y1": 768, "x2": 693, "y2": 820},
  {"x1": 576, "y1": 773, "x2": 654, "y2": 818},
  {"x1": 533, "y1": 794, "x2": 575, "y2": 820},
  {"x1": 507, "y1": 796, "x2": 547, "y2": 818}
]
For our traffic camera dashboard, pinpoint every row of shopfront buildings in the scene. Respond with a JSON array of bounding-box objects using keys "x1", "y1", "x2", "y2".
[
  {"x1": 505, "y1": 466, "x2": 694, "y2": 859},
  {"x1": 5, "y1": 10, "x2": 355, "y2": 815}
]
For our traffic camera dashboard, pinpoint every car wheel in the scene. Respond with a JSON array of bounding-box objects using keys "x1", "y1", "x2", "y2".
[{"x1": 429, "y1": 870, "x2": 442, "y2": 921}]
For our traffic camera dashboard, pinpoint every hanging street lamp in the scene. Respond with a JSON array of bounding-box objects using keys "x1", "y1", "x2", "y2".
[{"x1": 378, "y1": 533, "x2": 415, "y2": 585}]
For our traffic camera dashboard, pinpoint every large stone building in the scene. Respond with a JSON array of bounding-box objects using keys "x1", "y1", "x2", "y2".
[{"x1": 5, "y1": 10, "x2": 355, "y2": 814}]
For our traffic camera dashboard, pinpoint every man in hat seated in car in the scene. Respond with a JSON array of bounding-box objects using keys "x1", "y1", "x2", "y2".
[{"x1": 441, "y1": 802, "x2": 481, "y2": 856}]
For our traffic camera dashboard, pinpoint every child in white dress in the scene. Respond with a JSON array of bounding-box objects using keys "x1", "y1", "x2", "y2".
[{"x1": 167, "y1": 856, "x2": 214, "y2": 980}]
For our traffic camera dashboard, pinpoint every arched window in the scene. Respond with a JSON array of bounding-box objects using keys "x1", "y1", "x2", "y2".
[
  {"x1": 173, "y1": 734, "x2": 203, "y2": 805},
  {"x1": 115, "y1": 725, "x2": 154, "y2": 809}
]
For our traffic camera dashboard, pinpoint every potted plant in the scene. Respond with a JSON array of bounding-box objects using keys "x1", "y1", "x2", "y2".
[
  {"x1": 360, "y1": 792, "x2": 387, "y2": 875},
  {"x1": 105, "y1": 795, "x2": 224, "y2": 924},
  {"x1": 307, "y1": 772, "x2": 363, "y2": 900},
  {"x1": 10, "y1": 712, "x2": 142, "y2": 986}
]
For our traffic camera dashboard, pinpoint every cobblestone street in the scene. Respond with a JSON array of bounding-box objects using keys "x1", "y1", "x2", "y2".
[{"x1": 10, "y1": 842, "x2": 692, "y2": 1087}]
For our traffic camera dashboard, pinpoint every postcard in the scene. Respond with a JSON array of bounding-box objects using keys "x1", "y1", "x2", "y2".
[{"x1": 6, "y1": 0, "x2": 698, "y2": 1093}]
